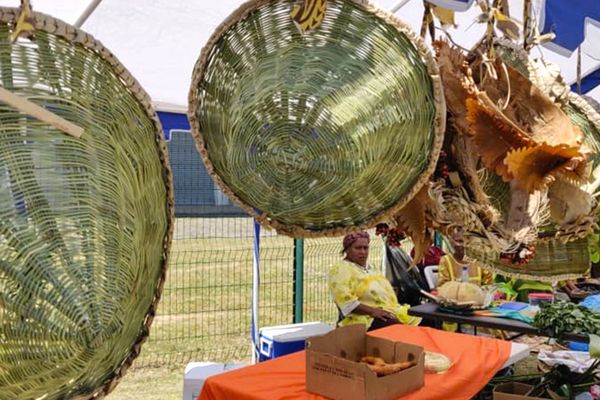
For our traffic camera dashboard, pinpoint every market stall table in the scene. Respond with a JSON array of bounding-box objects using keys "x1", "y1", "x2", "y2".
[
  {"x1": 198, "y1": 324, "x2": 523, "y2": 400},
  {"x1": 408, "y1": 303, "x2": 589, "y2": 343}
]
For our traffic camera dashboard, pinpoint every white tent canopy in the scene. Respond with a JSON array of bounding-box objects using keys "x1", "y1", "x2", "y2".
[{"x1": 0, "y1": 0, "x2": 598, "y2": 108}]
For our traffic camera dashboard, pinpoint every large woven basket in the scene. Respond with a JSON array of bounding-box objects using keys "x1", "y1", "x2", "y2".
[
  {"x1": 189, "y1": 0, "x2": 445, "y2": 237},
  {"x1": 0, "y1": 8, "x2": 173, "y2": 400},
  {"x1": 467, "y1": 238, "x2": 590, "y2": 282},
  {"x1": 463, "y1": 40, "x2": 600, "y2": 281}
]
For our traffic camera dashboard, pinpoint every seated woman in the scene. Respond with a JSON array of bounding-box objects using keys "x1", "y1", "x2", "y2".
[
  {"x1": 437, "y1": 230, "x2": 496, "y2": 335},
  {"x1": 437, "y1": 231, "x2": 493, "y2": 287},
  {"x1": 328, "y1": 231, "x2": 421, "y2": 331}
]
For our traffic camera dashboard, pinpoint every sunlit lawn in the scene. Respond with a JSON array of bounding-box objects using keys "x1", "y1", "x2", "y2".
[{"x1": 108, "y1": 367, "x2": 184, "y2": 400}]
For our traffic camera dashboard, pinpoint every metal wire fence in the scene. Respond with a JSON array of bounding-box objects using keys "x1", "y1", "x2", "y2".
[
  {"x1": 136, "y1": 217, "x2": 383, "y2": 367},
  {"x1": 135, "y1": 127, "x2": 384, "y2": 367}
]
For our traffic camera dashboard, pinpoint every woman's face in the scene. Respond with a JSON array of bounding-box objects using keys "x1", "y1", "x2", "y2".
[
  {"x1": 454, "y1": 244, "x2": 465, "y2": 261},
  {"x1": 345, "y1": 238, "x2": 369, "y2": 267}
]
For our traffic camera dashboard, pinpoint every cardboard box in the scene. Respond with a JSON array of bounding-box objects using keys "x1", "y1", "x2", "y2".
[
  {"x1": 305, "y1": 325, "x2": 424, "y2": 400},
  {"x1": 493, "y1": 383, "x2": 551, "y2": 400}
]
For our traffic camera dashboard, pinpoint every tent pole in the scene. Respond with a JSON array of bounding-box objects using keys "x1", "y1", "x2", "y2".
[
  {"x1": 74, "y1": 0, "x2": 104, "y2": 28},
  {"x1": 251, "y1": 220, "x2": 261, "y2": 363},
  {"x1": 390, "y1": 0, "x2": 413, "y2": 13}
]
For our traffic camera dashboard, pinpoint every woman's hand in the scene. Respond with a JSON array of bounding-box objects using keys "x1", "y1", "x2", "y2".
[
  {"x1": 353, "y1": 303, "x2": 399, "y2": 322},
  {"x1": 370, "y1": 308, "x2": 398, "y2": 322}
]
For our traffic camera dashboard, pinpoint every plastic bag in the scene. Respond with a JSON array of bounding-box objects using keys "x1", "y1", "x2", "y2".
[{"x1": 384, "y1": 244, "x2": 428, "y2": 306}]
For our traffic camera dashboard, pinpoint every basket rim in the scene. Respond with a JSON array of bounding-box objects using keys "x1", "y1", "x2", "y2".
[
  {"x1": 465, "y1": 238, "x2": 591, "y2": 283},
  {"x1": 0, "y1": 7, "x2": 175, "y2": 400},
  {"x1": 187, "y1": 0, "x2": 446, "y2": 238}
]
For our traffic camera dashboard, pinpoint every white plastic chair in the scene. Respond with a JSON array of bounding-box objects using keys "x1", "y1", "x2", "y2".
[{"x1": 424, "y1": 266, "x2": 439, "y2": 290}]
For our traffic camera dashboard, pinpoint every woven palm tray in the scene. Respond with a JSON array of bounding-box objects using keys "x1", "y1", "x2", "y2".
[
  {"x1": 0, "y1": 7, "x2": 174, "y2": 399},
  {"x1": 189, "y1": 0, "x2": 445, "y2": 237}
]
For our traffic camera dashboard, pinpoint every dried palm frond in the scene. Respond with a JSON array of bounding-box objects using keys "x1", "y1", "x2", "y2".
[
  {"x1": 393, "y1": 184, "x2": 434, "y2": 266},
  {"x1": 528, "y1": 58, "x2": 570, "y2": 103},
  {"x1": 479, "y1": 60, "x2": 583, "y2": 148},
  {"x1": 465, "y1": 96, "x2": 531, "y2": 182},
  {"x1": 465, "y1": 63, "x2": 589, "y2": 194},
  {"x1": 430, "y1": 180, "x2": 539, "y2": 254},
  {"x1": 434, "y1": 40, "x2": 475, "y2": 134},
  {"x1": 431, "y1": 38, "x2": 597, "y2": 281},
  {"x1": 553, "y1": 215, "x2": 599, "y2": 243},
  {"x1": 505, "y1": 144, "x2": 588, "y2": 192},
  {"x1": 451, "y1": 133, "x2": 499, "y2": 222}
]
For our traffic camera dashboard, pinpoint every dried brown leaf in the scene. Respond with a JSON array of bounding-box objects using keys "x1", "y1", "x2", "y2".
[
  {"x1": 479, "y1": 61, "x2": 583, "y2": 147},
  {"x1": 465, "y1": 97, "x2": 532, "y2": 181},
  {"x1": 431, "y1": 5, "x2": 457, "y2": 28},
  {"x1": 504, "y1": 144, "x2": 586, "y2": 192},
  {"x1": 434, "y1": 41, "x2": 476, "y2": 134},
  {"x1": 394, "y1": 185, "x2": 431, "y2": 265}
]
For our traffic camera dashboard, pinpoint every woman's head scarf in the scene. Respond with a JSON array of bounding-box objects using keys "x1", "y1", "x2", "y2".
[{"x1": 342, "y1": 231, "x2": 370, "y2": 252}]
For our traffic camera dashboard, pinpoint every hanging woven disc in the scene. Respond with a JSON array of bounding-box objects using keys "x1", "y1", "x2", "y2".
[
  {"x1": 0, "y1": 7, "x2": 173, "y2": 399},
  {"x1": 189, "y1": 0, "x2": 445, "y2": 237}
]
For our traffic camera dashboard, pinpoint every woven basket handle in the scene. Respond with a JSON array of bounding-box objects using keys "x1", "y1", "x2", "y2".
[
  {"x1": 0, "y1": 87, "x2": 84, "y2": 138},
  {"x1": 3, "y1": 1, "x2": 84, "y2": 138}
]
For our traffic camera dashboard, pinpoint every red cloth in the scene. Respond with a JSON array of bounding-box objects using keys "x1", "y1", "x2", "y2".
[
  {"x1": 198, "y1": 325, "x2": 511, "y2": 400},
  {"x1": 411, "y1": 246, "x2": 445, "y2": 268}
]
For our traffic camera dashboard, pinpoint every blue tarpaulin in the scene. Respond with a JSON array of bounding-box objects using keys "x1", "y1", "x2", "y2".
[
  {"x1": 571, "y1": 66, "x2": 600, "y2": 94},
  {"x1": 540, "y1": 0, "x2": 600, "y2": 54}
]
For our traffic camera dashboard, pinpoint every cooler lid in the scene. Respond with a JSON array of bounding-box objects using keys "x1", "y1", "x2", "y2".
[{"x1": 259, "y1": 322, "x2": 334, "y2": 342}]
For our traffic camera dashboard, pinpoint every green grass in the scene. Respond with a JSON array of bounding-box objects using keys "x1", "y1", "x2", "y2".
[
  {"x1": 105, "y1": 217, "x2": 383, "y2": 398},
  {"x1": 108, "y1": 367, "x2": 183, "y2": 400}
]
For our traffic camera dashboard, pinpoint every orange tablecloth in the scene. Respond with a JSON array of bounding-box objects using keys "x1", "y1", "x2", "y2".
[{"x1": 199, "y1": 324, "x2": 511, "y2": 400}]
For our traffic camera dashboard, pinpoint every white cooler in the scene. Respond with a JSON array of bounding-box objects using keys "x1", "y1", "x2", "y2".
[
  {"x1": 182, "y1": 362, "x2": 244, "y2": 400},
  {"x1": 258, "y1": 322, "x2": 334, "y2": 361}
]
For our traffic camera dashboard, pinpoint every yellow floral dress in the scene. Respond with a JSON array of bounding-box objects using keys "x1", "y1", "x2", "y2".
[{"x1": 328, "y1": 260, "x2": 421, "y2": 329}]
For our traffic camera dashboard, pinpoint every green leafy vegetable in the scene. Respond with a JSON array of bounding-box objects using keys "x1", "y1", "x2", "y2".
[{"x1": 533, "y1": 301, "x2": 600, "y2": 337}]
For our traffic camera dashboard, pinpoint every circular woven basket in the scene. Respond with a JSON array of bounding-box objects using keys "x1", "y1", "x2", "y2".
[
  {"x1": 462, "y1": 40, "x2": 600, "y2": 281},
  {"x1": 0, "y1": 8, "x2": 173, "y2": 400},
  {"x1": 189, "y1": 0, "x2": 445, "y2": 237}
]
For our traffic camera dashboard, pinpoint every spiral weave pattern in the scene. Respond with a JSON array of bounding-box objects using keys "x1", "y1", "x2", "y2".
[{"x1": 189, "y1": 0, "x2": 445, "y2": 237}]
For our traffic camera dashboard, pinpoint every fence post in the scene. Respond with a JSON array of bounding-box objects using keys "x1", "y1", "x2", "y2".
[{"x1": 293, "y1": 238, "x2": 304, "y2": 323}]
